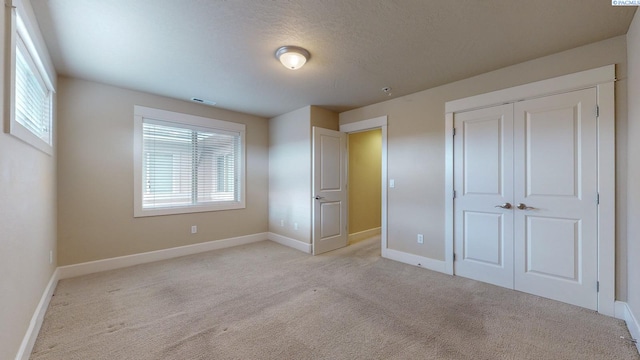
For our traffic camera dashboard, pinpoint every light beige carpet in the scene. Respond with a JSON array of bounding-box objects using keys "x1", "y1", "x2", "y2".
[{"x1": 31, "y1": 237, "x2": 639, "y2": 360}]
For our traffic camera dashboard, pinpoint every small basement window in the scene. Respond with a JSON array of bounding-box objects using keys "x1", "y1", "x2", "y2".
[{"x1": 6, "y1": 1, "x2": 55, "y2": 155}]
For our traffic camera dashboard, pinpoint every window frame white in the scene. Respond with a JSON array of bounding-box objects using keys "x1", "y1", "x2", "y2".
[
  {"x1": 133, "y1": 105, "x2": 246, "y2": 217},
  {"x1": 5, "y1": 0, "x2": 56, "y2": 155}
]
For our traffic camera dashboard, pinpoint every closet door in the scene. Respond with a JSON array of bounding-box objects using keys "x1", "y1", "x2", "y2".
[
  {"x1": 453, "y1": 104, "x2": 514, "y2": 288},
  {"x1": 513, "y1": 88, "x2": 598, "y2": 310}
]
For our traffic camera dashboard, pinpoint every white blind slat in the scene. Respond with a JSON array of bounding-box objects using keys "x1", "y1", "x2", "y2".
[
  {"x1": 15, "y1": 34, "x2": 52, "y2": 144},
  {"x1": 142, "y1": 119, "x2": 240, "y2": 209}
]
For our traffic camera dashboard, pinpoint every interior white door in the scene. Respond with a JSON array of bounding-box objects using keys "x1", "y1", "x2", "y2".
[
  {"x1": 453, "y1": 88, "x2": 599, "y2": 310},
  {"x1": 513, "y1": 88, "x2": 598, "y2": 310},
  {"x1": 312, "y1": 127, "x2": 348, "y2": 255},
  {"x1": 453, "y1": 104, "x2": 514, "y2": 288}
]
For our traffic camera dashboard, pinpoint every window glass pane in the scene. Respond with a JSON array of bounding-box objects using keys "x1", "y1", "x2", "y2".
[
  {"x1": 15, "y1": 36, "x2": 51, "y2": 145},
  {"x1": 142, "y1": 119, "x2": 240, "y2": 210},
  {"x1": 197, "y1": 131, "x2": 238, "y2": 203}
]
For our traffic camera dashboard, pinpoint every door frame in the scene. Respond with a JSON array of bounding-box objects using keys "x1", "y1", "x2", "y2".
[
  {"x1": 340, "y1": 116, "x2": 388, "y2": 256},
  {"x1": 444, "y1": 65, "x2": 616, "y2": 316}
]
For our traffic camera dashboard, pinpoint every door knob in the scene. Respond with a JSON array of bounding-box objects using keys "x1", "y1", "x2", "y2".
[
  {"x1": 516, "y1": 203, "x2": 535, "y2": 210},
  {"x1": 494, "y1": 203, "x2": 512, "y2": 209},
  {"x1": 314, "y1": 196, "x2": 324, "y2": 200}
]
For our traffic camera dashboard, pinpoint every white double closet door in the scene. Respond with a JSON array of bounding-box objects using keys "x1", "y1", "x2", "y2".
[{"x1": 453, "y1": 88, "x2": 598, "y2": 310}]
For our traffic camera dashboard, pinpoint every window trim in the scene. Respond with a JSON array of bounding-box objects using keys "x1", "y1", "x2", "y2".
[
  {"x1": 133, "y1": 105, "x2": 246, "y2": 217},
  {"x1": 5, "y1": 0, "x2": 56, "y2": 155}
]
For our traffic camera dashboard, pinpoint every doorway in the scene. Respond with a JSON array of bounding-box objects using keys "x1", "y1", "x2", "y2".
[
  {"x1": 339, "y1": 116, "x2": 388, "y2": 255},
  {"x1": 347, "y1": 129, "x2": 382, "y2": 244}
]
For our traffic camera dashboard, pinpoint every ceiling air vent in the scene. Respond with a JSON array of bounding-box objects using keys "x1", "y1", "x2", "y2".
[{"x1": 190, "y1": 97, "x2": 217, "y2": 106}]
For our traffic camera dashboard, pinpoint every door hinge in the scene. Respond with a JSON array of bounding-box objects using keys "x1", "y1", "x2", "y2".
[
  {"x1": 453, "y1": 190, "x2": 457, "y2": 199},
  {"x1": 596, "y1": 105, "x2": 600, "y2": 118},
  {"x1": 597, "y1": 281, "x2": 600, "y2": 292},
  {"x1": 452, "y1": 128, "x2": 456, "y2": 137},
  {"x1": 597, "y1": 193, "x2": 600, "y2": 205},
  {"x1": 453, "y1": 253, "x2": 456, "y2": 261}
]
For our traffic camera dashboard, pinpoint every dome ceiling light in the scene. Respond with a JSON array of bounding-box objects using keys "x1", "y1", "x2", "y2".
[{"x1": 275, "y1": 46, "x2": 311, "y2": 70}]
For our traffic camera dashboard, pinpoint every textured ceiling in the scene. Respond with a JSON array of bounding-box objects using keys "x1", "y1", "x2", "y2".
[{"x1": 31, "y1": 0, "x2": 636, "y2": 118}]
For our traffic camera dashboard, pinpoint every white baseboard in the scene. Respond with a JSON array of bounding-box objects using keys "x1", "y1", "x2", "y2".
[
  {"x1": 383, "y1": 248, "x2": 448, "y2": 274},
  {"x1": 15, "y1": 268, "x2": 59, "y2": 360},
  {"x1": 58, "y1": 233, "x2": 268, "y2": 279},
  {"x1": 615, "y1": 301, "x2": 640, "y2": 354},
  {"x1": 268, "y1": 232, "x2": 312, "y2": 253},
  {"x1": 348, "y1": 227, "x2": 381, "y2": 244}
]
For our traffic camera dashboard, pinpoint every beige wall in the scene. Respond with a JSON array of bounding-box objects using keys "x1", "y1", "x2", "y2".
[
  {"x1": 269, "y1": 106, "x2": 313, "y2": 242},
  {"x1": 56, "y1": 77, "x2": 268, "y2": 265},
  {"x1": 348, "y1": 129, "x2": 381, "y2": 234},
  {"x1": 310, "y1": 106, "x2": 339, "y2": 131},
  {"x1": 626, "y1": 10, "x2": 640, "y2": 321},
  {"x1": 339, "y1": 35, "x2": 629, "y2": 298},
  {"x1": 0, "y1": 82, "x2": 58, "y2": 359},
  {"x1": 0, "y1": 2, "x2": 58, "y2": 358},
  {"x1": 268, "y1": 106, "x2": 338, "y2": 243}
]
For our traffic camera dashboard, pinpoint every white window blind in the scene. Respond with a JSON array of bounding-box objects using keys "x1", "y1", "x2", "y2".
[
  {"x1": 6, "y1": 5, "x2": 55, "y2": 155},
  {"x1": 15, "y1": 34, "x2": 52, "y2": 145},
  {"x1": 142, "y1": 118, "x2": 240, "y2": 210}
]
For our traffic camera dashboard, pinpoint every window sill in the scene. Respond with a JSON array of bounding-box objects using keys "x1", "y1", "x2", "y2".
[
  {"x1": 6, "y1": 120, "x2": 53, "y2": 155},
  {"x1": 133, "y1": 201, "x2": 246, "y2": 218}
]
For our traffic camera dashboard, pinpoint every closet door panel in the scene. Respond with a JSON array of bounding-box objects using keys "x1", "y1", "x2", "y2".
[
  {"x1": 513, "y1": 88, "x2": 598, "y2": 310},
  {"x1": 453, "y1": 104, "x2": 514, "y2": 288}
]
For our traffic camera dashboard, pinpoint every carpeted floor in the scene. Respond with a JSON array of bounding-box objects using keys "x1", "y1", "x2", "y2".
[{"x1": 31, "y1": 237, "x2": 639, "y2": 360}]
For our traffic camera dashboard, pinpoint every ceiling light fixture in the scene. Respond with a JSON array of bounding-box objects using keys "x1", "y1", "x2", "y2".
[{"x1": 275, "y1": 46, "x2": 310, "y2": 70}]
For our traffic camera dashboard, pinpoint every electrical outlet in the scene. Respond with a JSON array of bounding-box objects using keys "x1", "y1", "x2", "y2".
[
  {"x1": 389, "y1": 179, "x2": 395, "y2": 188},
  {"x1": 191, "y1": 225, "x2": 198, "y2": 234},
  {"x1": 417, "y1": 234, "x2": 424, "y2": 244}
]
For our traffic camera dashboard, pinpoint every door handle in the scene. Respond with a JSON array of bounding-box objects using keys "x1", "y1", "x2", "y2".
[
  {"x1": 314, "y1": 196, "x2": 324, "y2": 200},
  {"x1": 494, "y1": 203, "x2": 512, "y2": 209},
  {"x1": 516, "y1": 203, "x2": 535, "y2": 210}
]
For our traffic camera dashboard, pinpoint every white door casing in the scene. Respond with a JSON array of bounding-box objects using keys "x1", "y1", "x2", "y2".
[
  {"x1": 513, "y1": 88, "x2": 598, "y2": 310},
  {"x1": 340, "y1": 116, "x2": 388, "y2": 257},
  {"x1": 454, "y1": 104, "x2": 514, "y2": 288},
  {"x1": 452, "y1": 88, "x2": 599, "y2": 310},
  {"x1": 312, "y1": 127, "x2": 348, "y2": 255}
]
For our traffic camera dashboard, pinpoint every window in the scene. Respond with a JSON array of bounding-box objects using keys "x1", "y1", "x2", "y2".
[
  {"x1": 134, "y1": 106, "x2": 245, "y2": 217},
  {"x1": 5, "y1": 1, "x2": 55, "y2": 154}
]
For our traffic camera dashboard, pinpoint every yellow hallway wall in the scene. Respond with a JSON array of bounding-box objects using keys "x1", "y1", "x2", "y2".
[{"x1": 348, "y1": 129, "x2": 382, "y2": 235}]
